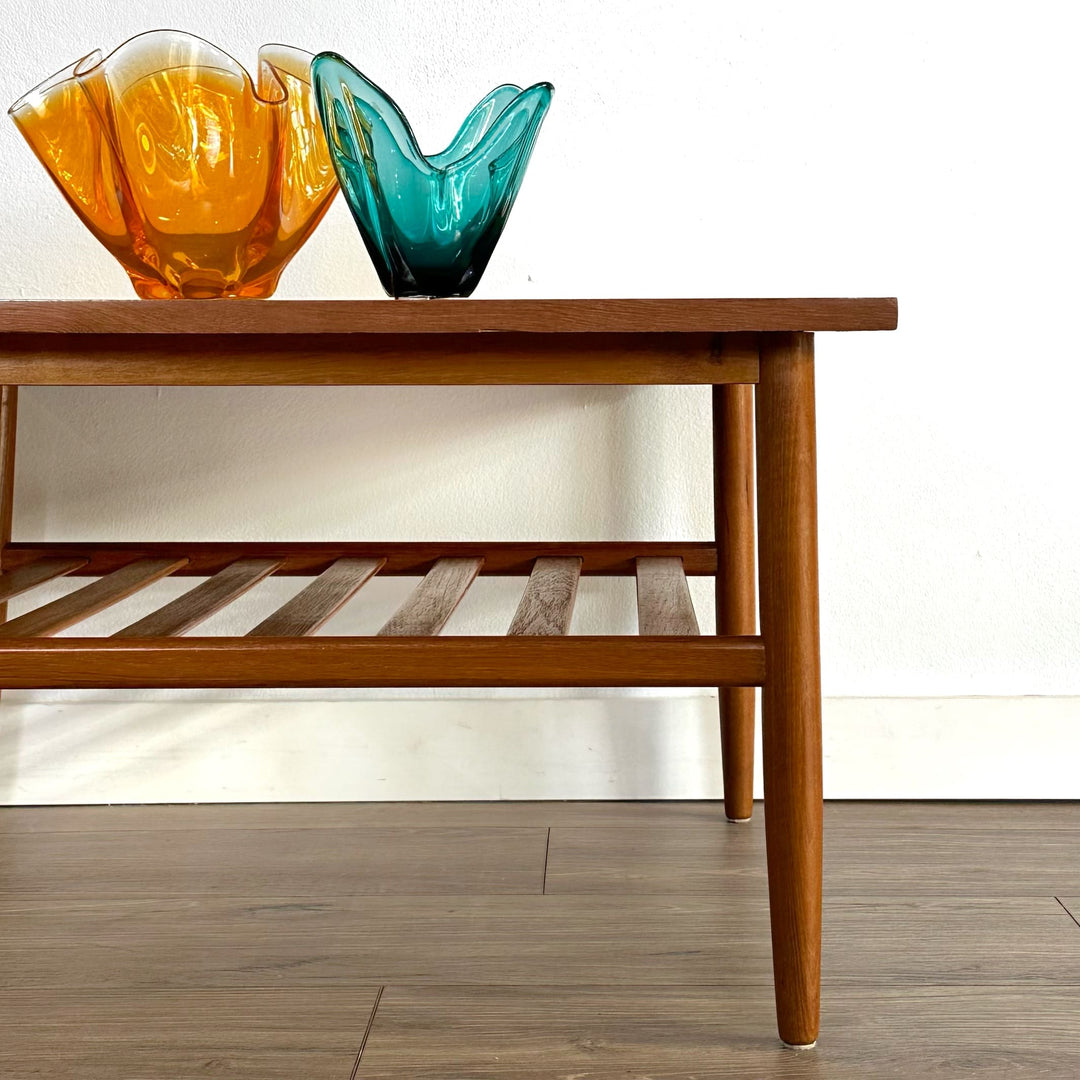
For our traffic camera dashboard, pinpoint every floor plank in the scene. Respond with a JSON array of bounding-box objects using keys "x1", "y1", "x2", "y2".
[
  {"x1": 0, "y1": 825, "x2": 548, "y2": 899},
  {"x1": 0, "y1": 895, "x2": 1073, "y2": 989},
  {"x1": 2, "y1": 802, "x2": 1080, "y2": 1077},
  {"x1": 545, "y1": 824, "x2": 1080, "y2": 896},
  {"x1": 0, "y1": 800, "x2": 738, "y2": 833},
  {"x1": 4, "y1": 800, "x2": 1078, "y2": 834},
  {"x1": 825, "y1": 801, "x2": 1080, "y2": 830},
  {"x1": 355, "y1": 984, "x2": 1080, "y2": 1079},
  {"x1": 0, "y1": 989, "x2": 378, "y2": 1080}
]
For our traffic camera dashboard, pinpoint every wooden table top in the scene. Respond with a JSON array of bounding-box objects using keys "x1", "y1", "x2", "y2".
[{"x1": 0, "y1": 298, "x2": 897, "y2": 335}]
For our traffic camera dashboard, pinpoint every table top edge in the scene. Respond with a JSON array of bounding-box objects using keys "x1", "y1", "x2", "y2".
[{"x1": 0, "y1": 297, "x2": 899, "y2": 334}]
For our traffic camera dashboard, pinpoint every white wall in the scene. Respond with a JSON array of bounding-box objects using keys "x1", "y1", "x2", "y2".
[{"x1": 1, "y1": 0, "x2": 1078, "y2": 801}]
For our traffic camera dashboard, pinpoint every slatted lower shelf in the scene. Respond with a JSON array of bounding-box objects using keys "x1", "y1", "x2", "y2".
[{"x1": 0, "y1": 542, "x2": 763, "y2": 689}]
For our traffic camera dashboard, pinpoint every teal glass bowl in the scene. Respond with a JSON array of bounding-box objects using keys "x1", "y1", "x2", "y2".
[{"x1": 312, "y1": 52, "x2": 552, "y2": 298}]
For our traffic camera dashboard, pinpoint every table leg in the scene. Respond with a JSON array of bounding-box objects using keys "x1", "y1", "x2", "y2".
[
  {"x1": 755, "y1": 332, "x2": 823, "y2": 1048},
  {"x1": 712, "y1": 376, "x2": 756, "y2": 821},
  {"x1": 0, "y1": 385, "x2": 17, "y2": 624}
]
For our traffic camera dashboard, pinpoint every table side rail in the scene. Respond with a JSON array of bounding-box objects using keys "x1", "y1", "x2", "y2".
[{"x1": 0, "y1": 635, "x2": 765, "y2": 689}]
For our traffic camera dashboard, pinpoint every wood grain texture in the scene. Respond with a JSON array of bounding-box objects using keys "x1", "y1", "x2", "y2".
[
  {"x1": 113, "y1": 558, "x2": 281, "y2": 638},
  {"x1": 714, "y1": 363, "x2": 758, "y2": 821},
  {"x1": 543, "y1": 822, "x2": 1080, "y2": 897},
  {"x1": 0, "y1": 558, "x2": 187, "y2": 638},
  {"x1": 507, "y1": 557, "x2": 581, "y2": 635},
  {"x1": 0, "y1": 989, "x2": 380, "y2": 1080},
  {"x1": 0, "y1": 557, "x2": 87, "y2": 603},
  {"x1": 3, "y1": 799, "x2": 1079, "y2": 834},
  {"x1": 0, "y1": 635, "x2": 764, "y2": 688},
  {"x1": 822, "y1": 801, "x2": 1080, "y2": 831},
  {"x1": 1, "y1": 895, "x2": 1073, "y2": 990},
  {"x1": 0, "y1": 332, "x2": 758, "y2": 386},
  {"x1": 0, "y1": 801, "x2": 1074, "y2": 1075},
  {"x1": 1, "y1": 541, "x2": 720, "y2": 577},
  {"x1": 755, "y1": 331, "x2": 823, "y2": 1045},
  {"x1": 248, "y1": 557, "x2": 384, "y2": 636},
  {"x1": 635, "y1": 556, "x2": 701, "y2": 634},
  {"x1": 0, "y1": 297, "x2": 899, "y2": 334},
  {"x1": 353, "y1": 985, "x2": 1080, "y2": 1079},
  {"x1": 0, "y1": 800, "x2": 749, "y2": 833},
  {"x1": 825, "y1": 801, "x2": 1080, "y2": 830},
  {"x1": 0, "y1": 825, "x2": 548, "y2": 899},
  {"x1": 378, "y1": 558, "x2": 484, "y2": 636}
]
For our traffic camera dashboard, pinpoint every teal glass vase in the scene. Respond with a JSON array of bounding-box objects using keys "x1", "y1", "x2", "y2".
[{"x1": 312, "y1": 53, "x2": 552, "y2": 298}]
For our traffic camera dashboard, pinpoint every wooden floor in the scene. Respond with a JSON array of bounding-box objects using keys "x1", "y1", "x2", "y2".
[{"x1": 2, "y1": 801, "x2": 1079, "y2": 1078}]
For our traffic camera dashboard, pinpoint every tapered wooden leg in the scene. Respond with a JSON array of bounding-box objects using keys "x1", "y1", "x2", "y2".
[
  {"x1": 755, "y1": 333, "x2": 822, "y2": 1048},
  {"x1": 0, "y1": 386, "x2": 18, "y2": 625},
  {"x1": 712, "y1": 364, "x2": 757, "y2": 822}
]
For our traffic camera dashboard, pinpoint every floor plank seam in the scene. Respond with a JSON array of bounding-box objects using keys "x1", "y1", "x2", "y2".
[
  {"x1": 1055, "y1": 896, "x2": 1080, "y2": 929},
  {"x1": 350, "y1": 984, "x2": 384, "y2": 1080},
  {"x1": 542, "y1": 827, "x2": 551, "y2": 895}
]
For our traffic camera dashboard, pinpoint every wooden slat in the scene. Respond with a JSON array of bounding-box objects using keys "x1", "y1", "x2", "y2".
[
  {"x1": 378, "y1": 558, "x2": 483, "y2": 636},
  {"x1": 248, "y1": 557, "x2": 384, "y2": 637},
  {"x1": 0, "y1": 557, "x2": 87, "y2": 603},
  {"x1": 635, "y1": 556, "x2": 701, "y2": 635},
  {"x1": 0, "y1": 332, "x2": 757, "y2": 386},
  {"x1": 0, "y1": 541, "x2": 719, "y2": 577},
  {"x1": 0, "y1": 636, "x2": 764, "y2": 688},
  {"x1": 0, "y1": 558, "x2": 187, "y2": 638},
  {"x1": 113, "y1": 558, "x2": 281, "y2": 638},
  {"x1": 508, "y1": 557, "x2": 581, "y2": 635},
  {"x1": 0, "y1": 298, "x2": 899, "y2": 335}
]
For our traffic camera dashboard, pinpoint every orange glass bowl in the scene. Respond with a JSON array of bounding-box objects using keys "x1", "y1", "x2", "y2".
[{"x1": 9, "y1": 31, "x2": 339, "y2": 298}]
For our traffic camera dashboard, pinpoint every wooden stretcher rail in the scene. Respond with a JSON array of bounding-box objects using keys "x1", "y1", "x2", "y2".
[
  {"x1": 0, "y1": 542, "x2": 720, "y2": 577},
  {"x1": 0, "y1": 298, "x2": 899, "y2": 335},
  {"x1": 0, "y1": 332, "x2": 757, "y2": 386},
  {"x1": 0, "y1": 636, "x2": 764, "y2": 689}
]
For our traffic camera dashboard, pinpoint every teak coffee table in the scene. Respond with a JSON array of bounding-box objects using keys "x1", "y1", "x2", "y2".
[{"x1": 0, "y1": 297, "x2": 897, "y2": 1048}]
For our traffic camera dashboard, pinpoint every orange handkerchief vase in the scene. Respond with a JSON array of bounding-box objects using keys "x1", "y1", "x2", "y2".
[{"x1": 9, "y1": 31, "x2": 338, "y2": 298}]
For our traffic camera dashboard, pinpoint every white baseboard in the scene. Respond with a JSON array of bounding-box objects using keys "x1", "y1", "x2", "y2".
[{"x1": 1, "y1": 694, "x2": 1076, "y2": 804}]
